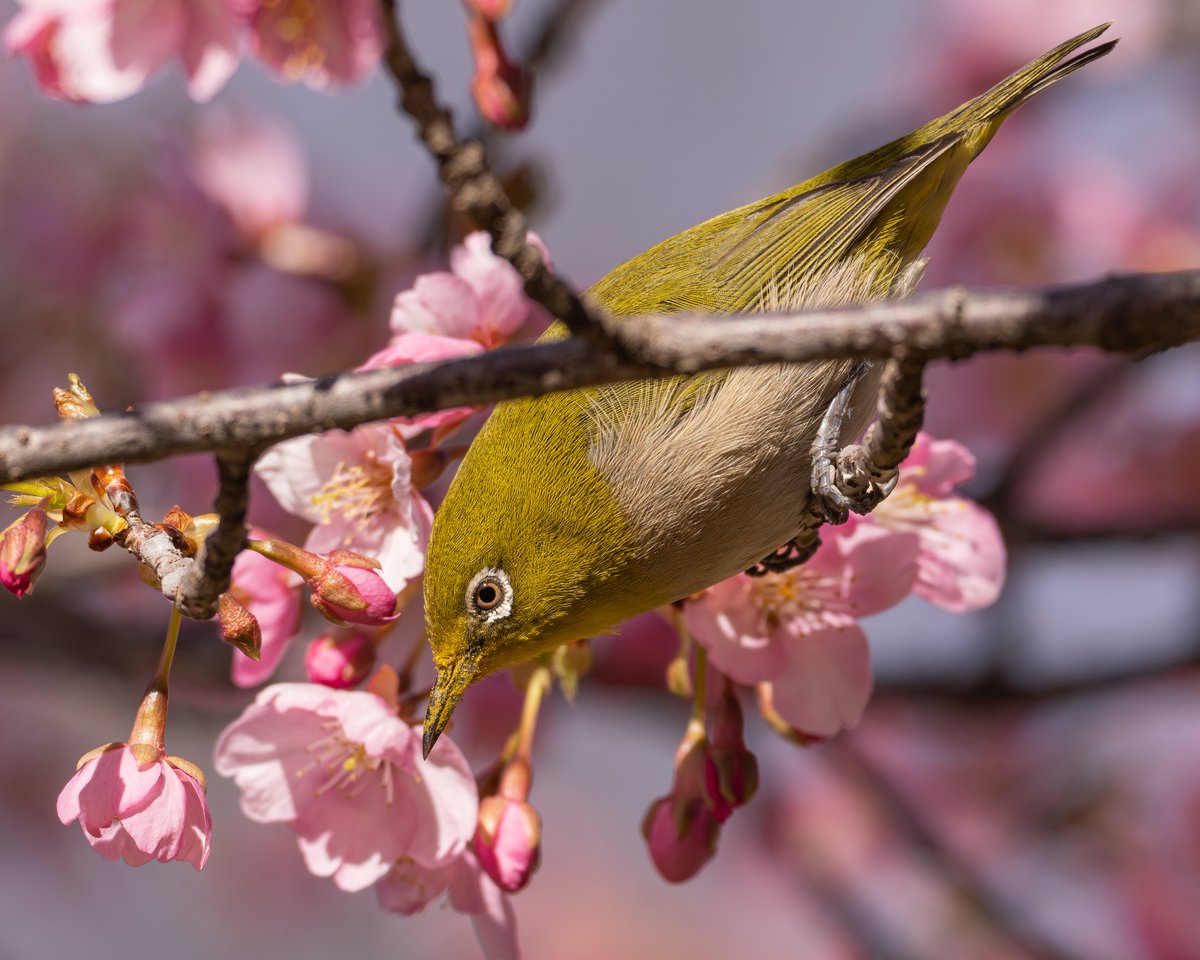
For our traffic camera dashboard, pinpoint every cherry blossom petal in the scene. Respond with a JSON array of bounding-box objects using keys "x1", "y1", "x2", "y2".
[
  {"x1": 119, "y1": 762, "x2": 187, "y2": 860},
  {"x1": 448, "y1": 232, "x2": 529, "y2": 346},
  {"x1": 228, "y1": 544, "x2": 303, "y2": 688},
  {"x1": 822, "y1": 519, "x2": 921, "y2": 617},
  {"x1": 769, "y1": 624, "x2": 873, "y2": 738},
  {"x1": 683, "y1": 578, "x2": 787, "y2": 685},
  {"x1": 173, "y1": 770, "x2": 213, "y2": 869},
  {"x1": 390, "y1": 274, "x2": 481, "y2": 340},
  {"x1": 377, "y1": 857, "x2": 457, "y2": 914},
  {"x1": 405, "y1": 739, "x2": 480, "y2": 868},
  {"x1": 58, "y1": 747, "x2": 164, "y2": 831},
  {"x1": 901, "y1": 433, "x2": 978, "y2": 497},
  {"x1": 177, "y1": 0, "x2": 239, "y2": 101},
  {"x1": 911, "y1": 498, "x2": 1006, "y2": 612}
]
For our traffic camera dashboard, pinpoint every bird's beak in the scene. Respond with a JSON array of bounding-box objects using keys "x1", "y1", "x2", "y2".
[{"x1": 422, "y1": 655, "x2": 478, "y2": 759}]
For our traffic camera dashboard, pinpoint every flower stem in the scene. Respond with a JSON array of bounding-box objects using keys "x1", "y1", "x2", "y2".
[
  {"x1": 689, "y1": 638, "x2": 707, "y2": 736},
  {"x1": 516, "y1": 665, "x2": 552, "y2": 763},
  {"x1": 128, "y1": 607, "x2": 181, "y2": 763}
]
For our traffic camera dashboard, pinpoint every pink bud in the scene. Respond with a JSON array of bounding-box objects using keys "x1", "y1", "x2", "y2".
[
  {"x1": 468, "y1": 15, "x2": 532, "y2": 130},
  {"x1": 305, "y1": 631, "x2": 376, "y2": 689},
  {"x1": 0, "y1": 506, "x2": 48, "y2": 598},
  {"x1": 464, "y1": 0, "x2": 513, "y2": 20},
  {"x1": 475, "y1": 794, "x2": 542, "y2": 892},
  {"x1": 640, "y1": 723, "x2": 724, "y2": 881},
  {"x1": 640, "y1": 795, "x2": 720, "y2": 883},
  {"x1": 310, "y1": 561, "x2": 397, "y2": 625}
]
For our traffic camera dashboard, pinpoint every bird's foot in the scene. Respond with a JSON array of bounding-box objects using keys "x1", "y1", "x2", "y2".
[
  {"x1": 745, "y1": 526, "x2": 822, "y2": 577},
  {"x1": 808, "y1": 362, "x2": 898, "y2": 524}
]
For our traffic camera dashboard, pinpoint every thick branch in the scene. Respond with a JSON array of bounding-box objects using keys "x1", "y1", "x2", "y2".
[{"x1": 1, "y1": 270, "x2": 1198, "y2": 484}]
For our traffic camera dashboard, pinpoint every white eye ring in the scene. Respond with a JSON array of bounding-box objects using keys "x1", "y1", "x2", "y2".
[{"x1": 466, "y1": 567, "x2": 513, "y2": 623}]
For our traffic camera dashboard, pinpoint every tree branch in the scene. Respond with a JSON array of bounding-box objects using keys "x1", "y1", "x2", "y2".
[
  {"x1": 175, "y1": 450, "x2": 255, "y2": 620},
  {"x1": 2, "y1": 270, "x2": 1197, "y2": 485}
]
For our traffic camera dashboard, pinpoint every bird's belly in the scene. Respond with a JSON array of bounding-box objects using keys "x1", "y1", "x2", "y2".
[{"x1": 594, "y1": 359, "x2": 879, "y2": 606}]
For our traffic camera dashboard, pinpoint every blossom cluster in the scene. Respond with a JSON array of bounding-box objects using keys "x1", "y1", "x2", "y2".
[{"x1": 6, "y1": 0, "x2": 385, "y2": 102}]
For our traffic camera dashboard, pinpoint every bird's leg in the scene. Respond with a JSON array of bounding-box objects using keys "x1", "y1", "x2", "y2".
[
  {"x1": 810, "y1": 361, "x2": 872, "y2": 525},
  {"x1": 834, "y1": 355, "x2": 927, "y2": 510},
  {"x1": 745, "y1": 356, "x2": 927, "y2": 578}
]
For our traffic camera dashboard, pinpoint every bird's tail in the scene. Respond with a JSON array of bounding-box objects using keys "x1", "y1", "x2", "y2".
[{"x1": 936, "y1": 22, "x2": 1117, "y2": 150}]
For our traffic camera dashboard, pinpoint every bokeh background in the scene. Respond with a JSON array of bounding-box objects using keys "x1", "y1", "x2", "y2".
[{"x1": 4, "y1": 0, "x2": 1200, "y2": 958}]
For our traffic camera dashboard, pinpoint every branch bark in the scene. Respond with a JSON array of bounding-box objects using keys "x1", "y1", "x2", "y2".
[{"x1": 2, "y1": 269, "x2": 1198, "y2": 484}]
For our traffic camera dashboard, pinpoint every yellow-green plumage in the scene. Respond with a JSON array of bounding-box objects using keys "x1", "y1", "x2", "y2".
[{"x1": 420, "y1": 25, "x2": 1116, "y2": 756}]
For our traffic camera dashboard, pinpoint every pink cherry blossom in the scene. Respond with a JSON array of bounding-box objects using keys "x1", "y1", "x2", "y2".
[
  {"x1": 213, "y1": 684, "x2": 477, "y2": 892},
  {"x1": 377, "y1": 850, "x2": 519, "y2": 960},
  {"x1": 189, "y1": 108, "x2": 308, "y2": 241},
  {"x1": 390, "y1": 231, "x2": 550, "y2": 349},
  {"x1": 6, "y1": 0, "x2": 239, "y2": 103},
  {"x1": 863, "y1": 433, "x2": 1006, "y2": 613},
  {"x1": 255, "y1": 423, "x2": 434, "y2": 594},
  {"x1": 227, "y1": 542, "x2": 302, "y2": 688},
  {"x1": 57, "y1": 744, "x2": 211, "y2": 870},
  {"x1": 684, "y1": 523, "x2": 916, "y2": 738},
  {"x1": 239, "y1": 0, "x2": 383, "y2": 89}
]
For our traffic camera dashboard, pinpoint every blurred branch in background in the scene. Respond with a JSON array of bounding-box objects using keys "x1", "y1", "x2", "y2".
[{"x1": 417, "y1": 0, "x2": 609, "y2": 250}]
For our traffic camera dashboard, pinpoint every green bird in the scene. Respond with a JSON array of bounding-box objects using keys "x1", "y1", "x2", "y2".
[{"x1": 420, "y1": 24, "x2": 1116, "y2": 756}]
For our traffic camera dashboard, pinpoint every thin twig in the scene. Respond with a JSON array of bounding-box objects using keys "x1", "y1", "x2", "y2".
[
  {"x1": 2, "y1": 270, "x2": 1198, "y2": 484},
  {"x1": 379, "y1": 0, "x2": 604, "y2": 342},
  {"x1": 176, "y1": 450, "x2": 256, "y2": 620}
]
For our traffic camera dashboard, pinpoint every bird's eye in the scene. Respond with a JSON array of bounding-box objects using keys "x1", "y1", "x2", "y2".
[
  {"x1": 474, "y1": 579, "x2": 501, "y2": 610},
  {"x1": 466, "y1": 567, "x2": 512, "y2": 621}
]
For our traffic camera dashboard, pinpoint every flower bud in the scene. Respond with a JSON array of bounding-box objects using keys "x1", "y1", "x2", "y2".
[
  {"x1": 468, "y1": 15, "x2": 532, "y2": 130},
  {"x1": 0, "y1": 506, "x2": 48, "y2": 597},
  {"x1": 305, "y1": 631, "x2": 376, "y2": 688},
  {"x1": 218, "y1": 592, "x2": 263, "y2": 661},
  {"x1": 52, "y1": 374, "x2": 99, "y2": 420},
  {"x1": 475, "y1": 793, "x2": 542, "y2": 892},
  {"x1": 309, "y1": 560, "x2": 397, "y2": 626},
  {"x1": 640, "y1": 795, "x2": 720, "y2": 883},
  {"x1": 704, "y1": 687, "x2": 759, "y2": 820},
  {"x1": 249, "y1": 539, "x2": 398, "y2": 626},
  {"x1": 464, "y1": 0, "x2": 512, "y2": 20},
  {"x1": 640, "y1": 723, "x2": 722, "y2": 882}
]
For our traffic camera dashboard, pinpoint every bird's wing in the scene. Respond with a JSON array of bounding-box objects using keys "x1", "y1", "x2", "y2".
[{"x1": 578, "y1": 134, "x2": 961, "y2": 440}]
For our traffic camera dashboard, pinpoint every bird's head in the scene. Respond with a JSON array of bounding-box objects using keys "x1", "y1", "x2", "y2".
[{"x1": 419, "y1": 396, "x2": 650, "y2": 758}]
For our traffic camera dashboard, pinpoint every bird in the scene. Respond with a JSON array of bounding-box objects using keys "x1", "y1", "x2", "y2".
[{"x1": 419, "y1": 24, "x2": 1116, "y2": 757}]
